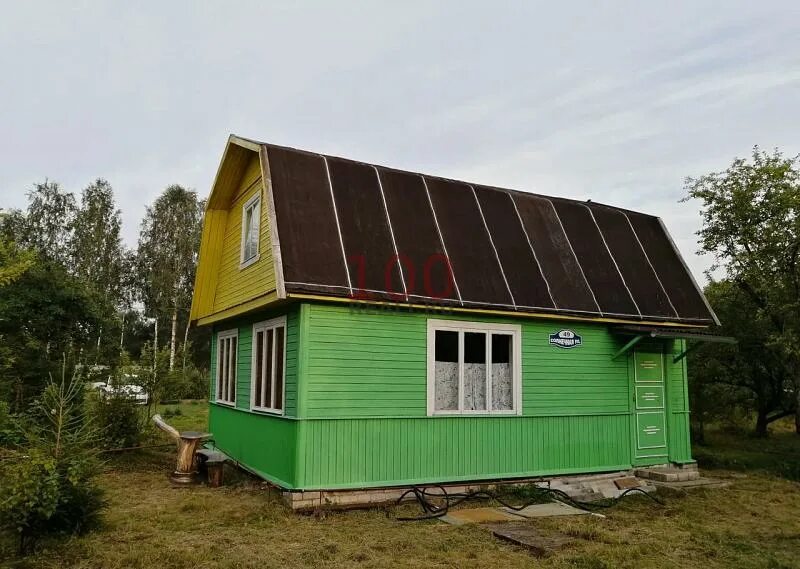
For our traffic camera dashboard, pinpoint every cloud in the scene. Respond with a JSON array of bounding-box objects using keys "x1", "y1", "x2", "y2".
[{"x1": 0, "y1": 1, "x2": 798, "y2": 284}]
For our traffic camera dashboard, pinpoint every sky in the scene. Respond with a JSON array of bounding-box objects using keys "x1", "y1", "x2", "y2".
[{"x1": 1, "y1": 1, "x2": 799, "y2": 282}]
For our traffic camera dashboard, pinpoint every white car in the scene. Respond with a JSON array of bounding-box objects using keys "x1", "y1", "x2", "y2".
[
  {"x1": 117, "y1": 384, "x2": 149, "y2": 405},
  {"x1": 93, "y1": 381, "x2": 149, "y2": 405}
]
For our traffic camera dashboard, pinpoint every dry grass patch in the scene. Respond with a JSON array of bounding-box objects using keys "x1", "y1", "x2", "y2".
[{"x1": 3, "y1": 404, "x2": 798, "y2": 568}]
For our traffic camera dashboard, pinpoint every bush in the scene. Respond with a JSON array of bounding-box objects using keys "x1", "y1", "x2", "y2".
[
  {"x1": 0, "y1": 450, "x2": 104, "y2": 553},
  {"x1": 0, "y1": 365, "x2": 106, "y2": 554},
  {"x1": 162, "y1": 406, "x2": 182, "y2": 419},
  {"x1": 93, "y1": 394, "x2": 144, "y2": 449},
  {"x1": 0, "y1": 401, "x2": 18, "y2": 447}
]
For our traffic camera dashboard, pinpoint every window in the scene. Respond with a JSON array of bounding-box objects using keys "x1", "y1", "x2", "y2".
[
  {"x1": 215, "y1": 330, "x2": 238, "y2": 405},
  {"x1": 426, "y1": 319, "x2": 521, "y2": 415},
  {"x1": 240, "y1": 193, "x2": 261, "y2": 268},
  {"x1": 251, "y1": 316, "x2": 286, "y2": 414}
]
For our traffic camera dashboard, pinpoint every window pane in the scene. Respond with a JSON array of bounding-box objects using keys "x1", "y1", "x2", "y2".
[
  {"x1": 229, "y1": 337, "x2": 237, "y2": 402},
  {"x1": 265, "y1": 329, "x2": 274, "y2": 408},
  {"x1": 434, "y1": 330, "x2": 459, "y2": 411},
  {"x1": 254, "y1": 331, "x2": 263, "y2": 407},
  {"x1": 217, "y1": 339, "x2": 225, "y2": 400},
  {"x1": 243, "y1": 201, "x2": 260, "y2": 261},
  {"x1": 274, "y1": 326, "x2": 284, "y2": 410},
  {"x1": 464, "y1": 332, "x2": 487, "y2": 411},
  {"x1": 491, "y1": 334, "x2": 513, "y2": 410}
]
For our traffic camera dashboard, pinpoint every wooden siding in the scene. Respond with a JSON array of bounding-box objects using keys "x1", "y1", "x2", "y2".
[
  {"x1": 667, "y1": 340, "x2": 693, "y2": 462},
  {"x1": 301, "y1": 304, "x2": 632, "y2": 418},
  {"x1": 207, "y1": 301, "x2": 695, "y2": 490},
  {"x1": 296, "y1": 414, "x2": 631, "y2": 489},
  {"x1": 213, "y1": 154, "x2": 276, "y2": 313},
  {"x1": 209, "y1": 403, "x2": 297, "y2": 488},
  {"x1": 210, "y1": 305, "x2": 299, "y2": 417}
]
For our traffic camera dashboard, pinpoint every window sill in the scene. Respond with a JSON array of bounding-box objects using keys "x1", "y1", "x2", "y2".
[
  {"x1": 428, "y1": 410, "x2": 521, "y2": 417},
  {"x1": 215, "y1": 399, "x2": 237, "y2": 407},
  {"x1": 239, "y1": 253, "x2": 260, "y2": 270},
  {"x1": 250, "y1": 407, "x2": 284, "y2": 417}
]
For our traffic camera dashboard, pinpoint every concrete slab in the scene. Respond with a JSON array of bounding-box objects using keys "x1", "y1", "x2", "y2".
[
  {"x1": 484, "y1": 522, "x2": 574, "y2": 557},
  {"x1": 502, "y1": 502, "x2": 590, "y2": 518},
  {"x1": 440, "y1": 507, "x2": 523, "y2": 525},
  {"x1": 650, "y1": 477, "x2": 730, "y2": 491},
  {"x1": 614, "y1": 476, "x2": 642, "y2": 489}
]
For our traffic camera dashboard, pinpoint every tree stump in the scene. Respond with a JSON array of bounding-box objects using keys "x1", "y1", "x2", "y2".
[{"x1": 152, "y1": 414, "x2": 211, "y2": 484}]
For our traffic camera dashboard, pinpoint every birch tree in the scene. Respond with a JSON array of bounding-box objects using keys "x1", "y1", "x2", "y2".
[
  {"x1": 71, "y1": 179, "x2": 124, "y2": 305},
  {"x1": 136, "y1": 185, "x2": 203, "y2": 370}
]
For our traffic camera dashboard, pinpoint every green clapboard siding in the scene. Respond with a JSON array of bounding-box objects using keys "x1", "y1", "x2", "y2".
[
  {"x1": 207, "y1": 301, "x2": 695, "y2": 489},
  {"x1": 209, "y1": 403, "x2": 297, "y2": 487},
  {"x1": 296, "y1": 414, "x2": 631, "y2": 489},
  {"x1": 302, "y1": 303, "x2": 631, "y2": 418},
  {"x1": 210, "y1": 305, "x2": 299, "y2": 416}
]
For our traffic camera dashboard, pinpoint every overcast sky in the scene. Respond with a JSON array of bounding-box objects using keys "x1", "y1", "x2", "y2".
[{"x1": 1, "y1": 1, "x2": 799, "y2": 282}]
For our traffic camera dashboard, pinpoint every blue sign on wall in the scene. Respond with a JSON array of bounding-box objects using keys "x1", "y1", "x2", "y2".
[{"x1": 549, "y1": 329, "x2": 582, "y2": 349}]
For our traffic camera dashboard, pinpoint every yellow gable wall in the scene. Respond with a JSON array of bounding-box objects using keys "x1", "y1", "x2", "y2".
[{"x1": 212, "y1": 153, "x2": 276, "y2": 314}]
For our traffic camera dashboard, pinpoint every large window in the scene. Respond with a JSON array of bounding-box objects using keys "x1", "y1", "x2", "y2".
[
  {"x1": 426, "y1": 319, "x2": 521, "y2": 415},
  {"x1": 215, "y1": 329, "x2": 238, "y2": 405},
  {"x1": 251, "y1": 316, "x2": 286, "y2": 414},
  {"x1": 240, "y1": 193, "x2": 261, "y2": 268}
]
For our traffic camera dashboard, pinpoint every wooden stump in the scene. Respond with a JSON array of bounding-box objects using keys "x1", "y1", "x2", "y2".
[{"x1": 152, "y1": 414, "x2": 210, "y2": 485}]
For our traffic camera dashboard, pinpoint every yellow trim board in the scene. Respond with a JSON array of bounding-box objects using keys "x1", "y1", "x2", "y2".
[
  {"x1": 285, "y1": 293, "x2": 707, "y2": 329},
  {"x1": 195, "y1": 291, "x2": 281, "y2": 326}
]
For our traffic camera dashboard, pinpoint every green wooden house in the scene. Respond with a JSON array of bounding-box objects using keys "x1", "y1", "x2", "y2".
[{"x1": 189, "y1": 135, "x2": 722, "y2": 492}]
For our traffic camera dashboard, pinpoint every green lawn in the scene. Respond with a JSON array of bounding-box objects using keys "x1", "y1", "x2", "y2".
[{"x1": 3, "y1": 403, "x2": 799, "y2": 568}]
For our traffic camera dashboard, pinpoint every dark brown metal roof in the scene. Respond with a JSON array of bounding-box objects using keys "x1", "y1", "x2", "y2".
[{"x1": 259, "y1": 138, "x2": 717, "y2": 325}]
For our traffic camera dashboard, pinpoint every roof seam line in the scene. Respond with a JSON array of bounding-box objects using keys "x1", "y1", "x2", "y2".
[
  {"x1": 509, "y1": 192, "x2": 558, "y2": 310},
  {"x1": 470, "y1": 185, "x2": 516, "y2": 309},
  {"x1": 624, "y1": 212, "x2": 679, "y2": 319},
  {"x1": 421, "y1": 175, "x2": 464, "y2": 306},
  {"x1": 657, "y1": 217, "x2": 721, "y2": 326},
  {"x1": 373, "y1": 166, "x2": 408, "y2": 301},
  {"x1": 584, "y1": 205, "x2": 642, "y2": 319},
  {"x1": 546, "y1": 198, "x2": 604, "y2": 316},
  {"x1": 321, "y1": 155, "x2": 353, "y2": 296}
]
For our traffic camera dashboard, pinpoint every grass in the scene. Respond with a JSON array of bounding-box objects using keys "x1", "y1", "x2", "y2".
[{"x1": 2, "y1": 403, "x2": 799, "y2": 568}]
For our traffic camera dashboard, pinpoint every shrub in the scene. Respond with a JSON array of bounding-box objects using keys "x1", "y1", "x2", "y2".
[
  {"x1": 93, "y1": 393, "x2": 144, "y2": 450},
  {"x1": 162, "y1": 406, "x2": 182, "y2": 419},
  {"x1": 0, "y1": 364, "x2": 106, "y2": 554}
]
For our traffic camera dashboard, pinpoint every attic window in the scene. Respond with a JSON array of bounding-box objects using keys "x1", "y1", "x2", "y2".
[
  {"x1": 427, "y1": 319, "x2": 521, "y2": 416},
  {"x1": 240, "y1": 193, "x2": 261, "y2": 268}
]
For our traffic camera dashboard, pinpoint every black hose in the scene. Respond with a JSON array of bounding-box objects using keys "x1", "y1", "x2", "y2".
[{"x1": 389, "y1": 484, "x2": 664, "y2": 521}]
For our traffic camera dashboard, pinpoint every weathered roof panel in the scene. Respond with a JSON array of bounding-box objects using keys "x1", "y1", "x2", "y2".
[{"x1": 257, "y1": 138, "x2": 715, "y2": 325}]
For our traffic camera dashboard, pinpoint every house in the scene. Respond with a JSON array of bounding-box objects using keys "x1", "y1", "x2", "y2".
[{"x1": 189, "y1": 135, "x2": 725, "y2": 497}]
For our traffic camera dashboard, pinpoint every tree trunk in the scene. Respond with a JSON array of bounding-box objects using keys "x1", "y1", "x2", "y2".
[
  {"x1": 119, "y1": 312, "x2": 126, "y2": 353},
  {"x1": 95, "y1": 326, "x2": 103, "y2": 365},
  {"x1": 796, "y1": 385, "x2": 800, "y2": 435},
  {"x1": 153, "y1": 317, "x2": 158, "y2": 369},
  {"x1": 169, "y1": 306, "x2": 177, "y2": 371},
  {"x1": 755, "y1": 408, "x2": 769, "y2": 438},
  {"x1": 182, "y1": 318, "x2": 190, "y2": 375}
]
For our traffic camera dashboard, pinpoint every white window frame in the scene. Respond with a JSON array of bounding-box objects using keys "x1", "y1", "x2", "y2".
[
  {"x1": 426, "y1": 319, "x2": 522, "y2": 416},
  {"x1": 215, "y1": 329, "x2": 238, "y2": 406},
  {"x1": 250, "y1": 316, "x2": 287, "y2": 415},
  {"x1": 240, "y1": 193, "x2": 261, "y2": 269}
]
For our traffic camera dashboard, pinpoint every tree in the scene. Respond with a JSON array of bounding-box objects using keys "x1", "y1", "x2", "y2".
[
  {"x1": 136, "y1": 186, "x2": 204, "y2": 370},
  {"x1": 71, "y1": 179, "x2": 124, "y2": 306},
  {"x1": 0, "y1": 239, "x2": 35, "y2": 288},
  {"x1": 7, "y1": 181, "x2": 76, "y2": 269},
  {"x1": 689, "y1": 281, "x2": 794, "y2": 438},
  {"x1": 684, "y1": 146, "x2": 800, "y2": 433},
  {"x1": 0, "y1": 362, "x2": 105, "y2": 554},
  {"x1": 0, "y1": 252, "x2": 101, "y2": 409}
]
